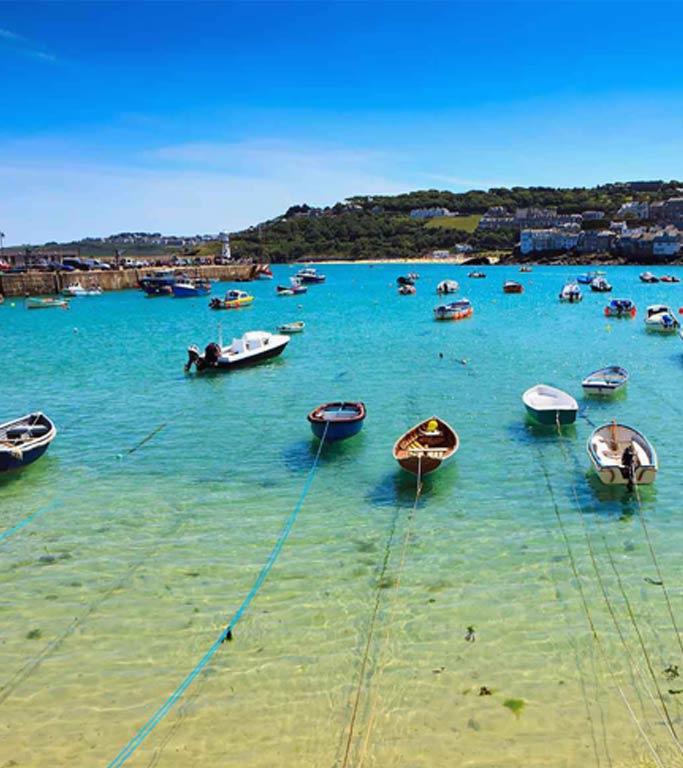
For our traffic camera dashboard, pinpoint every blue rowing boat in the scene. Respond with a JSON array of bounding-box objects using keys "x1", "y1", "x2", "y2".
[
  {"x1": 0, "y1": 412, "x2": 56, "y2": 474},
  {"x1": 307, "y1": 402, "x2": 366, "y2": 442}
]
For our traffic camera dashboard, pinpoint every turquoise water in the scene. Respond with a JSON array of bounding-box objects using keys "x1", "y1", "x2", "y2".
[{"x1": 2, "y1": 264, "x2": 683, "y2": 767}]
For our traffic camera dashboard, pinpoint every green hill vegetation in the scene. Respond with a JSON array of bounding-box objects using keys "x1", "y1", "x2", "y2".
[{"x1": 13, "y1": 180, "x2": 682, "y2": 263}]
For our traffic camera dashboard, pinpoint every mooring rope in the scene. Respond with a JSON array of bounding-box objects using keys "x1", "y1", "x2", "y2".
[
  {"x1": 341, "y1": 456, "x2": 423, "y2": 768},
  {"x1": 0, "y1": 419, "x2": 171, "y2": 544},
  {"x1": 106, "y1": 419, "x2": 331, "y2": 768},
  {"x1": 553, "y1": 419, "x2": 682, "y2": 755},
  {"x1": 0, "y1": 498, "x2": 63, "y2": 544},
  {"x1": 0, "y1": 506, "x2": 187, "y2": 708},
  {"x1": 538, "y1": 445, "x2": 666, "y2": 768}
]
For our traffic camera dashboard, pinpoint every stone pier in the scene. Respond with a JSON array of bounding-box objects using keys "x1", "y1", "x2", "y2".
[{"x1": 0, "y1": 263, "x2": 260, "y2": 297}]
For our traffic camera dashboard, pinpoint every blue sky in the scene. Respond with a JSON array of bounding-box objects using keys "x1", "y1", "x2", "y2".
[{"x1": 1, "y1": 0, "x2": 683, "y2": 243}]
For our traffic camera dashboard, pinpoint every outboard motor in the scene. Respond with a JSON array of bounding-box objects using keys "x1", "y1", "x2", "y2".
[{"x1": 185, "y1": 344, "x2": 201, "y2": 372}]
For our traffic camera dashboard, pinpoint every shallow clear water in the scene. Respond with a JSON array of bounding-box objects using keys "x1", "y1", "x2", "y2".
[{"x1": 2, "y1": 264, "x2": 683, "y2": 767}]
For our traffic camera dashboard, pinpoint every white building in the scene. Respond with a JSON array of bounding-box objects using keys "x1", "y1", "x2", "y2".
[
  {"x1": 520, "y1": 227, "x2": 581, "y2": 254},
  {"x1": 617, "y1": 201, "x2": 650, "y2": 219}
]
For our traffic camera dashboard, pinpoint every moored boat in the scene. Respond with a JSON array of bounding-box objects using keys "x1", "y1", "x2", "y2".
[
  {"x1": 558, "y1": 282, "x2": 582, "y2": 303},
  {"x1": 581, "y1": 365, "x2": 629, "y2": 396},
  {"x1": 577, "y1": 270, "x2": 604, "y2": 284},
  {"x1": 590, "y1": 276, "x2": 612, "y2": 292},
  {"x1": 254, "y1": 265, "x2": 274, "y2": 280},
  {"x1": 277, "y1": 321, "x2": 305, "y2": 333},
  {"x1": 644, "y1": 304, "x2": 680, "y2": 332},
  {"x1": 660, "y1": 274, "x2": 680, "y2": 283},
  {"x1": 522, "y1": 384, "x2": 578, "y2": 426},
  {"x1": 62, "y1": 281, "x2": 103, "y2": 297},
  {"x1": 587, "y1": 421, "x2": 657, "y2": 486},
  {"x1": 25, "y1": 297, "x2": 69, "y2": 310},
  {"x1": 397, "y1": 275, "x2": 415, "y2": 286},
  {"x1": 0, "y1": 412, "x2": 56, "y2": 473},
  {"x1": 519, "y1": 265, "x2": 533, "y2": 273},
  {"x1": 209, "y1": 289, "x2": 254, "y2": 309},
  {"x1": 640, "y1": 271, "x2": 659, "y2": 283},
  {"x1": 393, "y1": 417, "x2": 459, "y2": 476},
  {"x1": 504, "y1": 280, "x2": 523, "y2": 294},
  {"x1": 140, "y1": 270, "x2": 176, "y2": 296},
  {"x1": 433, "y1": 298, "x2": 473, "y2": 321},
  {"x1": 185, "y1": 330, "x2": 289, "y2": 372},
  {"x1": 436, "y1": 279, "x2": 459, "y2": 294},
  {"x1": 604, "y1": 298, "x2": 636, "y2": 318},
  {"x1": 468, "y1": 271, "x2": 486, "y2": 278},
  {"x1": 398, "y1": 284, "x2": 416, "y2": 295},
  {"x1": 307, "y1": 401, "x2": 366, "y2": 442},
  {"x1": 296, "y1": 267, "x2": 326, "y2": 284},
  {"x1": 172, "y1": 279, "x2": 211, "y2": 298}
]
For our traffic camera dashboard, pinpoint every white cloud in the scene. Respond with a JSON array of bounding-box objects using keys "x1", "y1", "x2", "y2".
[
  {"x1": 0, "y1": 141, "x2": 411, "y2": 243},
  {"x1": 0, "y1": 26, "x2": 56, "y2": 62}
]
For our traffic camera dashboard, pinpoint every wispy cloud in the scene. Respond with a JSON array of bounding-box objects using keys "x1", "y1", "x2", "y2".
[
  {"x1": 0, "y1": 26, "x2": 56, "y2": 63},
  {"x1": 0, "y1": 139, "x2": 412, "y2": 243}
]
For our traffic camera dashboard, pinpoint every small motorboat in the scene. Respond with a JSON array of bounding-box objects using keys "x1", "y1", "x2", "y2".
[
  {"x1": 519, "y1": 266, "x2": 532, "y2": 273},
  {"x1": 503, "y1": 280, "x2": 523, "y2": 294},
  {"x1": 185, "y1": 330, "x2": 289, "y2": 372},
  {"x1": 577, "y1": 270, "x2": 604, "y2": 284},
  {"x1": 581, "y1": 365, "x2": 629, "y2": 396},
  {"x1": 407, "y1": 272, "x2": 420, "y2": 280},
  {"x1": 640, "y1": 271, "x2": 659, "y2": 283},
  {"x1": 277, "y1": 321, "x2": 305, "y2": 334},
  {"x1": 587, "y1": 421, "x2": 657, "y2": 487},
  {"x1": 644, "y1": 304, "x2": 680, "y2": 333},
  {"x1": 433, "y1": 298, "x2": 473, "y2": 321},
  {"x1": 0, "y1": 412, "x2": 56, "y2": 474},
  {"x1": 307, "y1": 401, "x2": 366, "y2": 442},
  {"x1": 62, "y1": 281, "x2": 103, "y2": 297},
  {"x1": 397, "y1": 275, "x2": 415, "y2": 286},
  {"x1": 436, "y1": 279, "x2": 459, "y2": 294},
  {"x1": 398, "y1": 284, "x2": 416, "y2": 295},
  {"x1": 660, "y1": 274, "x2": 681, "y2": 283},
  {"x1": 209, "y1": 289, "x2": 254, "y2": 310},
  {"x1": 468, "y1": 271, "x2": 486, "y2": 278},
  {"x1": 140, "y1": 270, "x2": 176, "y2": 296},
  {"x1": 590, "y1": 276, "x2": 612, "y2": 293},
  {"x1": 296, "y1": 267, "x2": 326, "y2": 284},
  {"x1": 276, "y1": 277, "x2": 307, "y2": 296},
  {"x1": 522, "y1": 384, "x2": 578, "y2": 426},
  {"x1": 604, "y1": 298, "x2": 636, "y2": 318},
  {"x1": 172, "y1": 279, "x2": 211, "y2": 298},
  {"x1": 25, "y1": 297, "x2": 69, "y2": 310},
  {"x1": 559, "y1": 283, "x2": 582, "y2": 303},
  {"x1": 393, "y1": 417, "x2": 459, "y2": 476}
]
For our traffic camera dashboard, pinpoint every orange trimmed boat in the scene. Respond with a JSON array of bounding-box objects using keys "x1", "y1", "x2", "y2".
[
  {"x1": 392, "y1": 417, "x2": 459, "y2": 476},
  {"x1": 503, "y1": 280, "x2": 524, "y2": 294}
]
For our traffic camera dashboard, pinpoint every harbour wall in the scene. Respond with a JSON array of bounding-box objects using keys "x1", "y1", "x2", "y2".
[{"x1": 0, "y1": 264, "x2": 259, "y2": 297}]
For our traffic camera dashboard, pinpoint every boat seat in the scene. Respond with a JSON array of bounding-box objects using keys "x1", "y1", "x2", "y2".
[{"x1": 593, "y1": 437, "x2": 620, "y2": 466}]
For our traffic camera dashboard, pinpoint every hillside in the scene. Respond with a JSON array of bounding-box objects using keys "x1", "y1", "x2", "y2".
[
  {"x1": 9, "y1": 180, "x2": 682, "y2": 263},
  {"x1": 228, "y1": 180, "x2": 682, "y2": 262}
]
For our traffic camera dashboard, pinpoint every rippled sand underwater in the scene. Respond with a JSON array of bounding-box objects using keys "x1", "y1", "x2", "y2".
[{"x1": 2, "y1": 264, "x2": 683, "y2": 767}]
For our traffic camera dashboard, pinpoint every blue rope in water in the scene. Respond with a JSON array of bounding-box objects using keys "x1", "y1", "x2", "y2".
[
  {"x1": 107, "y1": 421, "x2": 331, "y2": 767},
  {"x1": 0, "y1": 499, "x2": 63, "y2": 544},
  {"x1": 0, "y1": 419, "x2": 171, "y2": 544}
]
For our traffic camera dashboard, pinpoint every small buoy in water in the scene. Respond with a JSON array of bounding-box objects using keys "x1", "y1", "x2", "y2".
[
  {"x1": 297, "y1": 304, "x2": 302, "y2": 309},
  {"x1": 115, "y1": 453, "x2": 123, "y2": 460},
  {"x1": 606, "y1": 324, "x2": 611, "y2": 332},
  {"x1": 10, "y1": 302, "x2": 15, "y2": 307},
  {"x1": 73, "y1": 327, "x2": 78, "y2": 334},
  {"x1": 439, "y1": 352, "x2": 444, "y2": 359},
  {"x1": 460, "y1": 359, "x2": 468, "y2": 365}
]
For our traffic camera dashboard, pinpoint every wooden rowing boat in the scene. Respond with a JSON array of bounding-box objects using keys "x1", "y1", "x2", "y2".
[{"x1": 392, "y1": 416, "x2": 459, "y2": 476}]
